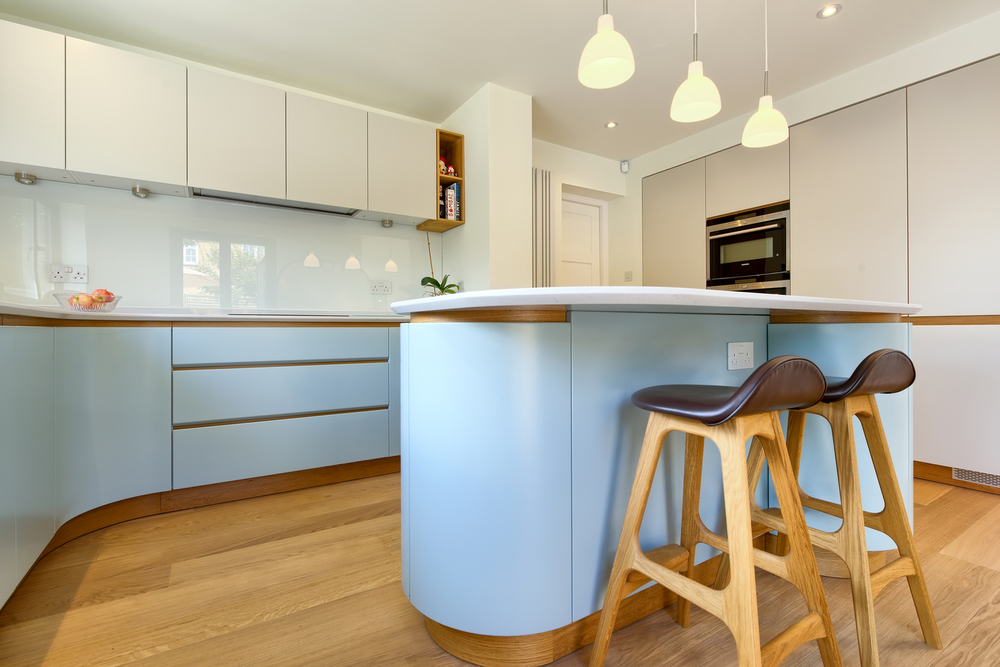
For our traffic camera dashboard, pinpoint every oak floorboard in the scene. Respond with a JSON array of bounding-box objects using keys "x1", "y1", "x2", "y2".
[{"x1": 2, "y1": 472, "x2": 1000, "y2": 666}]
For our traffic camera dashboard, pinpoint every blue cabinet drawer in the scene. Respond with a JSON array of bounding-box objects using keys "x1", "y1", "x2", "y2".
[
  {"x1": 172, "y1": 409, "x2": 389, "y2": 488},
  {"x1": 173, "y1": 362, "x2": 388, "y2": 425},
  {"x1": 172, "y1": 327, "x2": 389, "y2": 367}
]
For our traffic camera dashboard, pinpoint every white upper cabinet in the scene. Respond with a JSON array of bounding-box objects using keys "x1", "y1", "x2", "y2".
[
  {"x1": 705, "y1": 142, "x2": 788, "y2": 218},
  {"x1": 642, "y1": 158, "x2": 706, "y2": 288},
  {"x1": 286, "y1": 93, "x2": 368, "y2": 211},
  {"x1": 188, "y1": 68, "x2": 285, "y2": 199},
  {"x1": 0, "y1": 20, "x2": 65, "y2": 172},
  {"x1": 790, "y1": 91, "x2": 908, "y2": 303},
  {"x1": 368, "y1": 113, "x2": 436, "y2": 220},
  {"x1": 66, "y1": 38, "x2": 187, "y2": 189},
  {"x1": 908, "y1": 55, "x2": 1000, "y2": 316}
]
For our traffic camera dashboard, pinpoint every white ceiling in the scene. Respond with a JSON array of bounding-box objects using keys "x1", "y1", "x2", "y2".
[{"x1": 3, "y1": 0, "x2": 1000, "y2": 161}]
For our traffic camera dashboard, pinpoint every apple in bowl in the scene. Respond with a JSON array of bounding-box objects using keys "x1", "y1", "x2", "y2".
[
  {"x1": 91, "y1": 288, "x2": 114, "y2": 303},
  {"x1": 68, "y1": 293, "x2": 94, "y2": 308}
]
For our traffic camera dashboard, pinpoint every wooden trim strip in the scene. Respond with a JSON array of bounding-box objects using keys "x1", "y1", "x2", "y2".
[
  {"x1": 914, "y1": 460, "x2": 1000, "y2": 496},
  {"x1": 173, "y1": 358, "x2": 387, "y2": 371},
  {"x1": 911, "y1": 315, "x2": 1000, "y2": 326},
  {"x1": 37, "y1": 456, "x2": 400, "y2": 558},
  {"x1": 410, "y1": 306, "x2": 567, "y2": 324},
  {"x1": 424, "y1": 552, "x2": 723, "y2": 667},
  {"x1": 172, "y1": 406, "x2": 388, "y2": 430},
  {"x1": 769, "y1": 310, "x2": 906, "y2": 324},
  {"x1": 1, "y1": 315, "x2": 402, "y2": 328}
]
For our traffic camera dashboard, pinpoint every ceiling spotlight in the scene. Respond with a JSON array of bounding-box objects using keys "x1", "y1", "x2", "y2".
[
  {"x1": 382, "y1": 219, "x2": 393, "y2": 228},
  {"x1": 605, "y1": 121, "x2": 618, "y2": 129},
  {"x1": 14, "y1": 173, "x2": 37, "y2": 185},
  {"x1": 817, "y1": 4, "x2": 841, "y2": 19},
  {"x1": 132, "y1": 186, "x2": 150, "y2": 198}
]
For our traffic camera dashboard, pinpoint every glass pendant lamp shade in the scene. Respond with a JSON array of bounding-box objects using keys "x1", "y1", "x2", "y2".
[
  {"x1": 345, "y1": 255, "x2": 361, "y2": 270},
  {"x1": 384, "y1": 259, "x2": 398, "y2": 272},
  {"x1": 670, "y1": 61, "x2": 721, "y2": 122},
  {"x1": 742, "y1": 95, "x2": 788, "y2": 147},
  {"x1": 303, "y1": 252, "x2": 320, "y2": 268},
  {"x1": 578, "y1": 14, "x2": 635, "y2": 89}
]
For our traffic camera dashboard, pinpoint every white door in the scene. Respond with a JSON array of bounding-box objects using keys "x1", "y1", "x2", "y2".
[{"x1": 556, "y1": 196, "x2": 606, "y2": 286}]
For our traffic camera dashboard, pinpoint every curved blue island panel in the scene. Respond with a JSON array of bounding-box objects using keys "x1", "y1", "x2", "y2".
[{"x1": 393, "y1": 287, "x2": 920, "y2": 665}]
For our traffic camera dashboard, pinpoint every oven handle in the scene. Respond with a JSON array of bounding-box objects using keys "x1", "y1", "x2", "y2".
[{"x1": 709, "y1": 223, "x2": 781, "y2": 240}]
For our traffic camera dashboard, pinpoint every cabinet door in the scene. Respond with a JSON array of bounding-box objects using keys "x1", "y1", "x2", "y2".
[
  {"x1": 908, "y1": 56, "x2": 1000, "y2": 316},
  {"x1": 368, "y1": 113, "x2": 436, "y2": 219},
  {"x1": 705, "y1": 142, "x2": 788, "y2": 218},
  {"x1": 287, "y1": 93, "x2": 368, "y2": 210},
  {"x1": 54, "y1": 328, "x2": 172, "y2": 526},
  {"x1": 188, "y1": 68, "x2": 285, "y2": 199},
  {"x1": 790, "y1": 91, "x2": 908, "y2": 303},
  {"x1": 66, "y1": 38, "x2": 187, "y2": 188},
  {"x1": 642, "y1": 159, "x2": 706, "y2": 288},
  {"x1": 0, "y1": 20, "x2": 64, "y2": 172},
  {"x1": 912, "y1": 325, "x2": 1000, "y2": 475}
]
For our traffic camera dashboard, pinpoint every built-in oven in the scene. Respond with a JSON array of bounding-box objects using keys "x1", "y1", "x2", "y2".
[{"x1": 706, "y1": 202, "x2": 790, "y2": 294}]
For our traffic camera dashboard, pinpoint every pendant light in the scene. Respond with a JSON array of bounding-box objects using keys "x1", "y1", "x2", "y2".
[
  {"x1": 303, "y1": 252, "x2": 320, "y2": 268},
  {"x1": 742, "y1": 0, "x2": 788, "y2": 147},
  {"x1": 670, "y1": 0, "x2": 721, "y2": 123},
  {"x1": 578, "y1": 0, "x2": 635, "y2": 89},
  {"x1": 345, "y1": 255, "x2": 361, "y2": 270}
]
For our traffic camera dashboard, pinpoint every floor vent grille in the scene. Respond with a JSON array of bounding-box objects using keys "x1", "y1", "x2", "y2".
[{"x1": 953, "y1": 467, "x2": 1000, "y2": 489}]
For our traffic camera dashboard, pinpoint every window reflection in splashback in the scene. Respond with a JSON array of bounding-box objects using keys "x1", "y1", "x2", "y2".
[{"x1": 0, "y1": 176, "x2": 442, "y2": 313}]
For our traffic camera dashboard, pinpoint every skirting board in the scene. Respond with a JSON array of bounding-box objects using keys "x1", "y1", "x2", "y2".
[{"x1": 914, "y1": 460, "x2": 1000, "y2": 497}]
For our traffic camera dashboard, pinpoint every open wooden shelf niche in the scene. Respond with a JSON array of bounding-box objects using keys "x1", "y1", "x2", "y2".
[{"x1": 417, "y1": 129, "x2": 464, "y2": 233}]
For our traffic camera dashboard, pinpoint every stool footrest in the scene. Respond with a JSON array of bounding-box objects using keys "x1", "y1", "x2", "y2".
[
  {"x1": 632, "y1": 552, "x2": 724, "y2": 618},
  {"x1": 870, "y1": 556, "x2": 916, "y2": 598},
  {"x1": 624, "y1": 544, "x2": 690, "y2": 595},
  {"x1": 799, "y1": 492, "x2": 887, "y2": 533},
  {"x1": 761, "y1": 611, "x2": 827, "y2": 667}
]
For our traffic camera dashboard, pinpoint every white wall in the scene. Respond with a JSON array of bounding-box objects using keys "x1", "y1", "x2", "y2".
[
  {"x1": 442, "y1": 83, "x2": 533, "y2": 292},
  {"x1": 619, "y1": 11, "x2": 1000, "y2": 286}
]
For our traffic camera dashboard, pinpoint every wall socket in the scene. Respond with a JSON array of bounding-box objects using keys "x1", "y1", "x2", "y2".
[
  {"x1": 49, "y1": 264, "x2": 88, "y2": 283},
  {"x1": 728, "y1": 342, "x2": 754, "y2": 370},
  {"x1": 369, "y1": 280, "x2": 392, "y2": 295}
]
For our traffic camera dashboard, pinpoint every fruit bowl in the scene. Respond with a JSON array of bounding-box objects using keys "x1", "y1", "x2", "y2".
[{"x1": 54, "y1": 292, "x2": 123, "y2": 313}]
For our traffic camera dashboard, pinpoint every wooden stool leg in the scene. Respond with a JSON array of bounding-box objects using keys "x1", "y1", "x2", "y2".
[
  {"x1": 760, "y1": 412, "x2": 843, "y2": 667},
  {"x1": 714, "y1": 435, "x2": 767, "y2": 589},
  {"x1": 676, "y1": 433, "x2": 705, "y2": 628},
  {"x1": 857, "y1": 396, "x2": 943, "y2": 650},
  {"x1": 775, "y1": 410, "x2": 808, "y2": 558},
  {"x1": 829, "y1": 400, "x2": 880, "y2": 667},
  {"x1": 590, "y1": 413, "x2": 671, "y2": 667},
  {"x1": 715, "y1": 423, "x2": 764, "y2": 667}
]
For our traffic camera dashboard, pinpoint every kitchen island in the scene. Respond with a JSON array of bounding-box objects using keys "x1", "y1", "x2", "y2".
[{"x1": 391, "y1": 287, "x2": 919, "y2": 667}]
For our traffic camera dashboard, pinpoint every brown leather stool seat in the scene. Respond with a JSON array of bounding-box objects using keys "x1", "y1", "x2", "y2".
[
  {"x1": 590, "y1": 356, "x2": 843, "y2": 667},
  {"x1": 752, "y1": 349, "x2": 941, "y2": 667}
]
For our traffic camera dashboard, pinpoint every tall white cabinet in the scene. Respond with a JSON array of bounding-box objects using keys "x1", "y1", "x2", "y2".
[
  {"x1": 0, "y1": 21, "x2": 65, "y2": 177},
  {"x1": 789, "y1": 91, "x2": 908, "y2": 303},
  {"x1": 66, "y1": 38, "x2": 187, "y2": 191},
  {"x1": 641, "y1": 159, "x2": 706, "y2": 288},
  {"x1": 188, "y1": 68, "x2": 286, "y2": 199}
]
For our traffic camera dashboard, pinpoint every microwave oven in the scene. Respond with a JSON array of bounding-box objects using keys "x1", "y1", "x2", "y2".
[{"x1": 706, "y1": 202, "x2": 790, "y2": 294}]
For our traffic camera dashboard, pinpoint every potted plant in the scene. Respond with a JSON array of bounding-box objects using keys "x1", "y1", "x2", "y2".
[{"x1": 421, "y1": 274, "x2": 460, "y2": 297}]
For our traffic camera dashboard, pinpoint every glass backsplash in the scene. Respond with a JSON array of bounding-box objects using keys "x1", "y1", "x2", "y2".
[{"x1": 0, "y1": 176, "x2": 443, "y2": 314}]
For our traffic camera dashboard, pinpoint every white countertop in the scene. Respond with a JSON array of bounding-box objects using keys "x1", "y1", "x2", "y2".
[
  {"x1": 390, "y1": 286, "x2": 922, "y2": 316},
  {"x1": 0, "y1": 301, "x2": 407, "y2": 323}
]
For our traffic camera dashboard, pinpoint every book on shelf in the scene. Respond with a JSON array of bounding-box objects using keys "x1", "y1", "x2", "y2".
[{"x1": 444, "y1": 183, "x2": 460, "y2": 221}]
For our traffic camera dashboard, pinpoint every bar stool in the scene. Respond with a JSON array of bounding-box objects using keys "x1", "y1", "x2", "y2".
[
  {"x1": 590, "y1": 356, "x2": 842, "y2": 667},
  {"x1": 749, "y1": 349, "x2": 941, "y2": 667}
]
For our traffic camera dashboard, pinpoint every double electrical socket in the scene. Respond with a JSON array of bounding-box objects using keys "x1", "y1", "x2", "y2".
[
  {"x1": 49, "y1": 264, "x2": 88, "y2": 283},
  {"x1": 369, "y1": 280, "x2": 392, "y2": 295},
  {"x1": 728, "y1": 342, "x2": 754, "y2": 370}
]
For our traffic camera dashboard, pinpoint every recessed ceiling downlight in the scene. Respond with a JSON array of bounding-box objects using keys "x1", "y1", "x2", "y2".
[
  {"x1": 14, "y1": 172, "x2": 36, "y2": 185},
  {"x1": 605, "y1": 121, "x2": 618, "y2": 129},
  {"x1": 817, "y1": 4, "x2": 842, "y2": 19}
]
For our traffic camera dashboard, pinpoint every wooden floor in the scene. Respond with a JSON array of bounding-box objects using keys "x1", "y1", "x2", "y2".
[{"x1": 2, "y1": 473, "x2": 1000, "y2": 666}]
